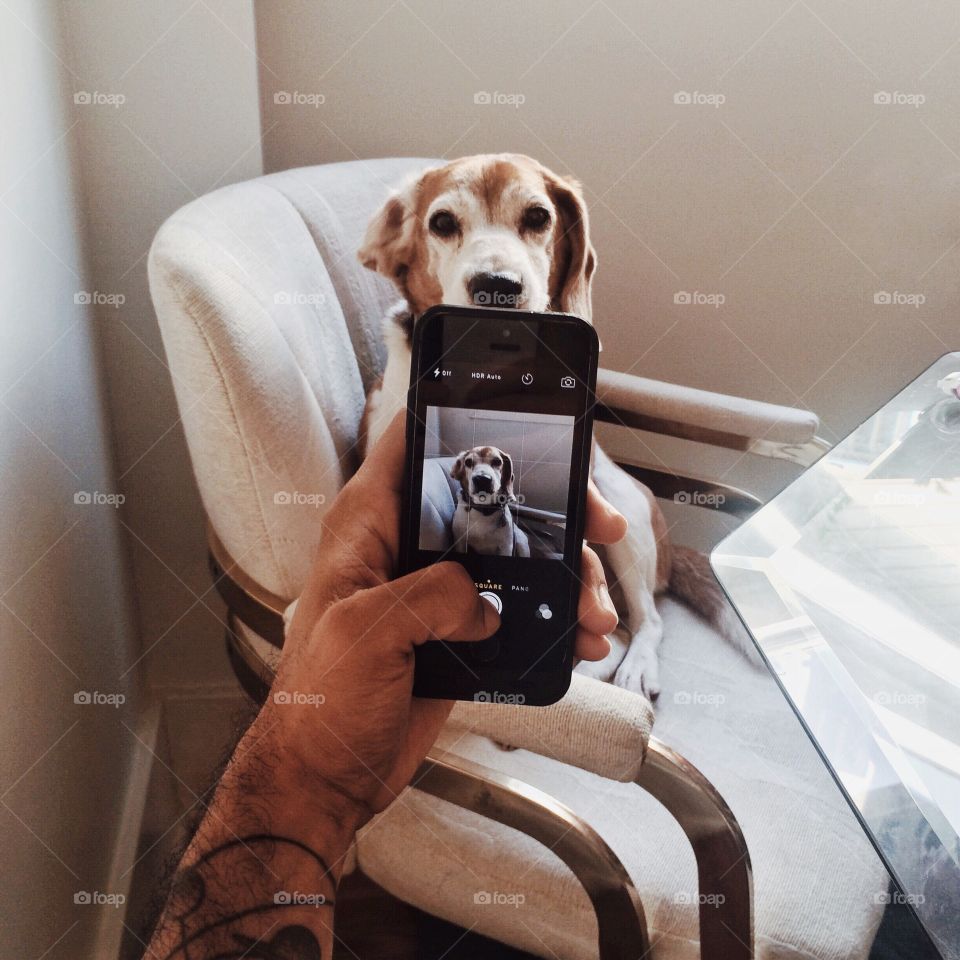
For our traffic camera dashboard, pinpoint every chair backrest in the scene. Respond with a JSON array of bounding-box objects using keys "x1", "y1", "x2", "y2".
[
  {"x1": 149, "y1": 158, "x2": 437, "y2": 600},
  {"x1": 420, "y1": 457, "x2": 457, "y2": 551}
]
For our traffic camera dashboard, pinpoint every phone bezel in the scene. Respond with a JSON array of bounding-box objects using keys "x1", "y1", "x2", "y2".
[{"x1": 400, "y1": 304, "x2": 599, "y2": 706}]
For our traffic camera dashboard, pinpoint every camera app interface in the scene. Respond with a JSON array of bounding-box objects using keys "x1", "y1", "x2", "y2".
[
  {"x1": 408, "y1": 312, "x2": 595, "y2": 692},
  {"x1": 419, "y1": 406, "x2": 574, "y2": 560}
]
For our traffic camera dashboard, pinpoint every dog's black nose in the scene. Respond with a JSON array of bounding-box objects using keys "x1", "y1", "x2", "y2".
[
  {"x1": 472, "y1": 475, "x2": 494, "y2": 493},
  {"x1": 467, "y1": 272, "x2": 523, "y2": 308}
]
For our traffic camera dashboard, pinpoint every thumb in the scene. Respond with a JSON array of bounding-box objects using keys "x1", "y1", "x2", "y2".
[{"x1": 336, "y1": 562, "x2": 501, "y2": 651}]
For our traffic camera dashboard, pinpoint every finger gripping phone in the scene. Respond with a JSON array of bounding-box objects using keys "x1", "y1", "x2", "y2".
[{"x1": 401, "y1": 304, "x2": 599, "y2": 706}]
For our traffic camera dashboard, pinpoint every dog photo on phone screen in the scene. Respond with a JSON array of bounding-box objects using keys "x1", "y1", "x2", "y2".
[{"x1": 419, "y1": 406, "x2": 574, "y2": 559}]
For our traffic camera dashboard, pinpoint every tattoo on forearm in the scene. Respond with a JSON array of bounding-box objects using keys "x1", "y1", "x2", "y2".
[{"x1": 153, "y1": 835, "x2": 335, "y2": 960}]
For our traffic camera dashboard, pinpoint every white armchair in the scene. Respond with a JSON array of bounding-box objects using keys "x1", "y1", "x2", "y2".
[{"x1": 149, "y1": 157, "x2": 887, "y2": 959}]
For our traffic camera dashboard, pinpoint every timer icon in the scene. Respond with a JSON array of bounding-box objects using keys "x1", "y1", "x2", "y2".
[{"x1": 521, "y1": 372, "x2": 534, "y2": 385}]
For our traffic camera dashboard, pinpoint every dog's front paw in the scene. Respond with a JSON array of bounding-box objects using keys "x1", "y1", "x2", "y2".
[{"x1": 613, "y1": 649, "x2": 661, "y2": 701}]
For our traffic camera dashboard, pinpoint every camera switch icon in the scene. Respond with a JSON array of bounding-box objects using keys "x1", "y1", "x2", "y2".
[{"x1": 560, "y1": 376, "x2": 576, "y2": 388}]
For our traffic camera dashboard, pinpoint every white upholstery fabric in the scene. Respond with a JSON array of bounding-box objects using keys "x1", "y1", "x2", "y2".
[
  {"x1": 149, "y1": 159, "x2": 886, "y2": 960},
  {"x1": 149, "y1": 158, "x2": 435, "y2": 600},
  {"x1": 448, "y1": 672, "x2": 653, "y2": 781}
]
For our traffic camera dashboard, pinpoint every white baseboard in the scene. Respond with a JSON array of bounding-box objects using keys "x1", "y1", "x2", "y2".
[{"x1": 93, "y1": 700, "x2": 161, "y2": 960}]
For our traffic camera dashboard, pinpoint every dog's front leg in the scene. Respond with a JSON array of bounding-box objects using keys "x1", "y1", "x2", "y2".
[
  {"x1": 611, "y1": 585, "x2": 663, "y2": 699},
  {"x1": 590, "y1": 446, "x2": 665, "y2": 700}
]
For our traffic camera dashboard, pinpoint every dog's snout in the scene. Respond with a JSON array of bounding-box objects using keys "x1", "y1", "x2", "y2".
[
  {"x1": 472, "y1": 474, "x2": 494, "y2": 493},
  {"x1": 467, "y1": 272, "x2": 523, "y2": 308}
]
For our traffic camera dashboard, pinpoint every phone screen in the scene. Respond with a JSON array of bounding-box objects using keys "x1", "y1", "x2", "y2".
[{"x1": 403, "y1": 306, "x2": 598, "y2": 705}]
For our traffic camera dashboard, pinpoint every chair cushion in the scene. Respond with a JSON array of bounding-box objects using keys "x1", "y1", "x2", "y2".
[{"x1": 355, "y1": 597, "x2": 887, "y2": 960}]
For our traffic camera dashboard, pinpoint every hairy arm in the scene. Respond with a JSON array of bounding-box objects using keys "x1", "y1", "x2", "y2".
[{"x1": 144, "y1": 713, "x2": 362, "y2": 960}]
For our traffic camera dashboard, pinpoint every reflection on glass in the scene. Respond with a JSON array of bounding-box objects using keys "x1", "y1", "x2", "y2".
[{"x1": 713, "y1": 354, "x2": 960, "y2": 959}]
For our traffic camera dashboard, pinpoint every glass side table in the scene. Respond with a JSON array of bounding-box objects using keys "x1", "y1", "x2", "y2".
[{"x1": 712, "y1": 352, "x2": 960, "y2": 959}]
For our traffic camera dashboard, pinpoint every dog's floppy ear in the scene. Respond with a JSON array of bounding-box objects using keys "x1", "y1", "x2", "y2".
[
  {"x1": 357, "y1": 176, "x2": 420, "y2": 283},
  {"x1": 450, "y1": 452, "x2": 469, "y2": 496},
  {"x1": 544, "y1": 171, "x2": 597, "y2": 325},
  {"x1": 499, "y1": 450, "x2": 516, "y2": 501}
]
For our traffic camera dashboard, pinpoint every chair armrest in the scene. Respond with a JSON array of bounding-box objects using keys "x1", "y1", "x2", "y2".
[
  {"x1": 446, "y1": 673, "x2": 653, "y2": 782},
  {"x1": 596, "y1": 367, "x2": 819, "y2": 447}
]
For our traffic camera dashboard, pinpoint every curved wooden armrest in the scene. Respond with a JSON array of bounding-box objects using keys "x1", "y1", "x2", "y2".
[
  {"x1": 208, "y1": 522, "x2": 286, "y2": 647},
  {"x1": 413, "y1": 748, "x2": 651, "y2": 960},
  {"x1": 447, "y1": 677, "x2": 753, "y2": 958}
]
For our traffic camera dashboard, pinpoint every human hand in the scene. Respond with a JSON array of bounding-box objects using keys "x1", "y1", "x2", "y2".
[{"x1": 268, "y1": 412, "x2": 626, "y2": 831}]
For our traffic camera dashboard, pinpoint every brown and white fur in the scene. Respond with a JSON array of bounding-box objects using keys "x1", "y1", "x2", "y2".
[
  {"x1": 358, "y1": 153, "x2": 740, "y2": 700},
  {"x1": 450, "y1": 445, "x2": 529, "y2": 557}
]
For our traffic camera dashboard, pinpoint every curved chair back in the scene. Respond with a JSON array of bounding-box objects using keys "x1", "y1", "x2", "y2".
[{"x1": 149, "y1": 158, "x2": 435, "y2": 600}]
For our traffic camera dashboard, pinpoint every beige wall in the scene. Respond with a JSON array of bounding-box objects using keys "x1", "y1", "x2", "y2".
[
  {"x1": 2, "y1": 3, "x2": 264, "y2": 955},
  {"x1": 255, "y1": 0, "x2": 960, "y2": 445},
  {"x1": 0, "y1": 2, "x2": 141, "y2": 957},
  {"x1": 62, "y1": 0, "x2": 263, "y2": 691}
]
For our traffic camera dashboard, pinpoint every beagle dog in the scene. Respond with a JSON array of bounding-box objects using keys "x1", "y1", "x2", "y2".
[
  {"x1": 449, "y1": 445, "x2": 530, "y2": 557},
  {"x1": 358, "y1": 154, "x2": 742, "y2": 700}
]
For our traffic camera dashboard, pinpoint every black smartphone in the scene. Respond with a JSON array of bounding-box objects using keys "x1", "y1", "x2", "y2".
[{"x1": 400, "y1": 304, "x2": 599, "y2": 706}]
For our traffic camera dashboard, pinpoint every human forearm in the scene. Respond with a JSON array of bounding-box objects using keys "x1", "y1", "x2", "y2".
[{"x1": 143, "y1": 712, "x2": 363, "y2": 960}]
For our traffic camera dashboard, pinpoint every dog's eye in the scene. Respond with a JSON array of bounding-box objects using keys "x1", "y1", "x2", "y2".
[
  {"x1": 464, "y1": 457, "x2": 474, "y2": 468},
  {"x1": 491, "y1": 457, "x2": 502, "y2": 468},
  {"x1": 429, "y1": 210, "x2": 459, "y2": 237},
  {"x1": 522, "y1": 205, "x2": 551, "y2": 231}
]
